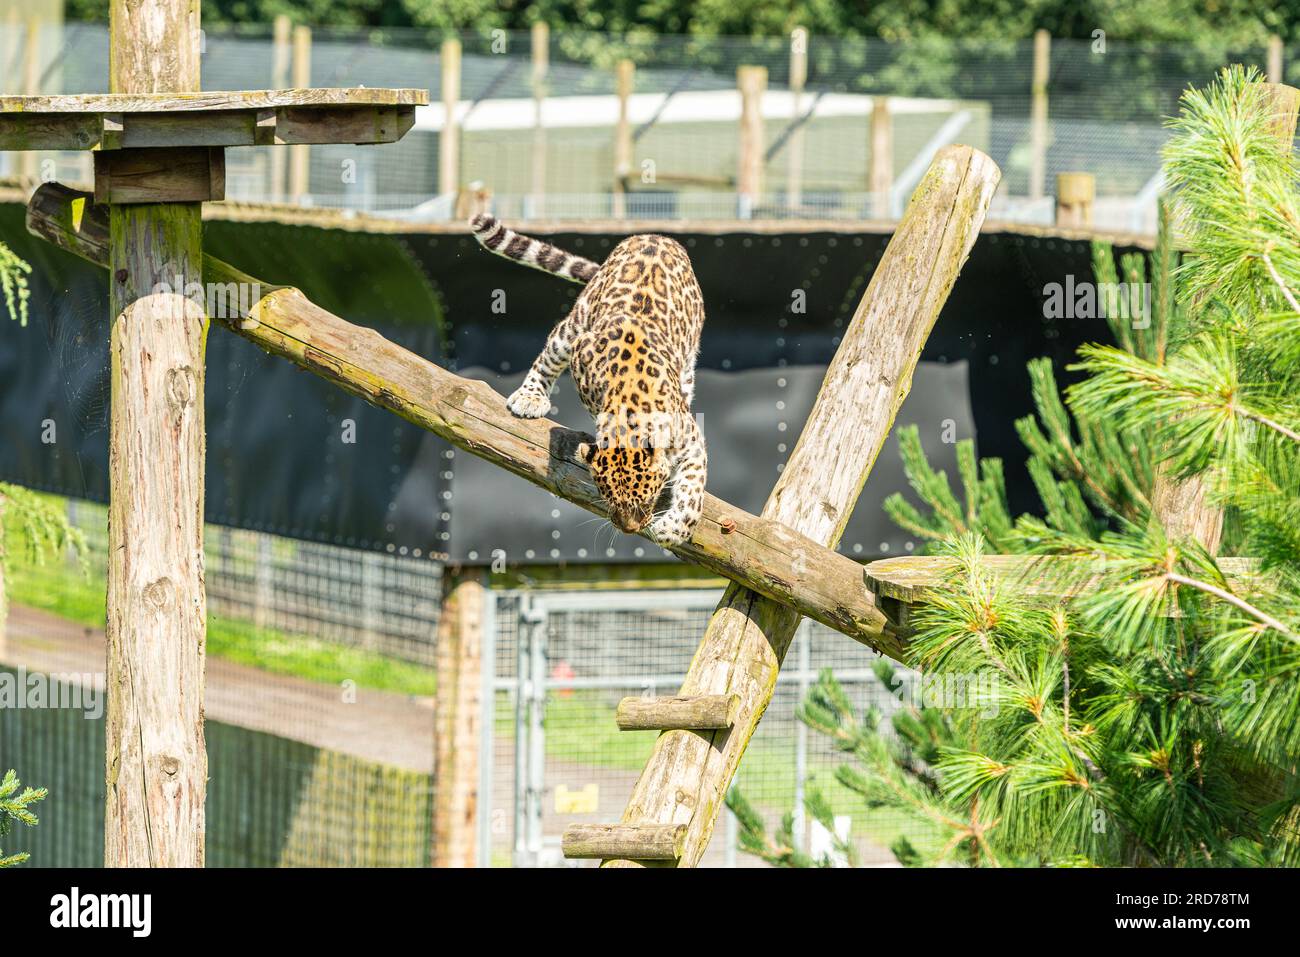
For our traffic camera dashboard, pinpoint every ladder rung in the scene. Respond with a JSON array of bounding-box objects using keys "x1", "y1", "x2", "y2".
[
  {"x1": 615, "y1": 694, "x2": 739, "y2": 731},
  {"x1": 562, "y1": 823, "x2": 686, "y2": 860}
]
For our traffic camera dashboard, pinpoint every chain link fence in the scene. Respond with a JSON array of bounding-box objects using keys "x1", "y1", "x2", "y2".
[{"x1": 0, "y1": 21, "x2": 1285, "y2": 228}]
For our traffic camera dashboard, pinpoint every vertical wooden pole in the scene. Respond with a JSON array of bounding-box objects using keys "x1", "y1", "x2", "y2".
[
  {"x1": 529, "y1": 22, "x2": 549, "y2": 219},
  {"x1": 869, "y1": 95, "x2": 893, "y2": 219},
  {"x1": 604, "y1": 146, "x2": 1000, "y2": 867},
  {"x1": 612, "y1": 58, "x2": 634, "y2": 219},
  {"x1": 17, "y1": 17, "x2": 40, "y2": 182},
  {"x1": 268, "y1": 14, "x2": 291, "y2": 203},
  {"x1": 288, "y1": 24, "x2": 312, "y2": 203},
  {"x1": 786, "y1": 27, "x2": 808, "y2": 212},
  {"x1": 439, "y1": 38, "x2": 462, "y2": 198},
  {"x1": 1029, "y1": 28, "x2": 1050, "y2": 201},
  {"x1": 432, "y1": 570, "x2": 484, "y2": 867},
  {"x1": 736, "y1": 65, "x2": 767, "y2": 218},
  {"x1": 1268, "y1": 35, "x2": 1284, "y2": 84},
  {"x1": 1055, "y1": 171, "x2": 1094, "y2": 227},
  {"x1": 1149, "y1": 82, "x2": 1300, "y2": 553},
  {"x1": 105, "y1": 0, "x2": 208, "y2": 869}
]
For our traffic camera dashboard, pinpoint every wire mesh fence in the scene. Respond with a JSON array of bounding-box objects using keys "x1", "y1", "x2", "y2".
[{"x1": 0, "y1": 21, "x2": 1286, "y2": 229}]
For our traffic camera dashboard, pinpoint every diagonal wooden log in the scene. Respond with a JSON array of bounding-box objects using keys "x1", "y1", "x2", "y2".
[
  {"x1": 26, "y1": 182, "x2": 906, "y2": 662},
  {"x1": 603, "y1": 144, "x2": 1000, "y2": 866}
]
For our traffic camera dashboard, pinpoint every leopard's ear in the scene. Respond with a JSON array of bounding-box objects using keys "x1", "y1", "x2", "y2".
[{"x1": 576, "y1": 441, "x2": 595, "y2": 465}]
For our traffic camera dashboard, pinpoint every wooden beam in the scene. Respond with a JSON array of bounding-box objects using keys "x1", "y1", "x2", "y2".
[
  {"x1": 736, "y1": 65, "x2": 766, "y2": 217},
  {"x1": 439, "y1": 38, "x2": 461, "y2": 197},
  {"x1": 26, "y1": 182, "x2": 907, "y2": 665},
  {"x1": 612, "y1": 59, "x2": 634, "y2": 218},
  {"x1": 604, "y1": 144, "x2": 1001, "y2": 868},
  {"x1": 1269, "y1": 35, "x2": 1284, "y2": 84},
  {"x1": 0, "y1": 88, "x2": 429, "y2": 113},
  {"x1": 1029, "y1": 29, "x2": 1050, "y2": 201},
  {"x1": 563, "y1": 824, "x2": 685, "y2": 860},
  {"x1": 103, "y1": 0, "x2": 207, "y2": 870},
  {"x1": 17, "y1": 17, "x2": 40, "y2": 181},
  {"x1": 432, "y1": 571, "x2": 485, "y2": 867},
  {"x1": 288, "y1": 25, "x2": 312, "y2": 203},
  {"x1": 616, "y1": 695, "x2": 740, "y2": 731},
  {"x1": 94, "y1": 146, "x2": 225, "y2": 204}
]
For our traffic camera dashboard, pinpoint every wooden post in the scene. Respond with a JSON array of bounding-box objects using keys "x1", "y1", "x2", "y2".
[
  {"x1": 439, "y1": 38, "x2": 462, "y2": 198},
  {"x1": 104, "y1": 0, "x2": 208, "y2": 869},
  {"x1": 432, "y1": 570, "x2": 484, "y2": 867},
  {"x1": 1029, "y1": 29, "x2": 1050, "y2": 201},
  {"x1": 869, "y1": 95, "x2": 893, "y2": 219},
  {"x1": 1268, "y1": 35, "x2": 1284, "y2": 84},
  {"x1": 1149, "y1": 82, "x2": 1300, "y2": 554},
  {"x1": 736, "y1": 65, "x2": 767, "y2": 218},
  {"x1": 288, "y1": 24, "x2": 312, "y2": 203},
  {"x1": 604, "y1": 145, "x2": 1000, "y2": 867},
  {"x1": 529, "y1": 22, "x2": 548, "y2": 218},
  {"x1": 786, "y1": 27, "x2": 808, "y2": 212},
  {"x1": 612, "y1": 58, "x2": 634, "y2": 218},
  {"x1": 268, "y1": 15, "x2": 291, "y2": 203},
  {"x1": 17, "y1": 17, "x2": 39, "y2": 182},
  {"x1": 1055, "y1": 171, "x2": 1094, "y2": 228}
]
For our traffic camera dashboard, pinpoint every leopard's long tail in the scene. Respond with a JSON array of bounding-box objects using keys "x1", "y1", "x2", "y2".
[{"x1": 469, "y1": 213, "x2": 599, "y2": 284}]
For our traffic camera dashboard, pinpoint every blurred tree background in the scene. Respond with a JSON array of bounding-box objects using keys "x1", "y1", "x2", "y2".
[{"x1": 57, "y1": 0, "x2": 1292, "y2": 44}]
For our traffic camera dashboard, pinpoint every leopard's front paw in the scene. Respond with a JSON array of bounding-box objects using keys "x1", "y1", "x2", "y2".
[
  {"x1": 506, "y1": 387, "x2": 552, "y2": 419},
  {"x1": 644, "y1": 514, "x2": 695, "y2": 548}
]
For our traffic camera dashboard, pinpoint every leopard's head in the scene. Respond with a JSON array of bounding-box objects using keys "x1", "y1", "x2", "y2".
[{"x1": 579, "y1": 430, "x2": 673, "y2": 535}]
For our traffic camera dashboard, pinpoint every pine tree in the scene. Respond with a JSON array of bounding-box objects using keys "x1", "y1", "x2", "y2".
[
  {"x1": 0, "y1": 769, "x2": 47, "y2": 868},
  {"x1": 733, "y1": 66, "x2": 1300, "y2": 867}
]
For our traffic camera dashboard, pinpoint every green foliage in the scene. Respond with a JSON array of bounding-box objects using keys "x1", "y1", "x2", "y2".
[
  {"x1": 0, "y1": 769, "x2": 47, "y2": 868},
  {"x1": 0, "y1": 242, "x2": 30, "y2": 327},
  {"x1": 0, "y1": 485, "x2": 88, "y2": 580}
]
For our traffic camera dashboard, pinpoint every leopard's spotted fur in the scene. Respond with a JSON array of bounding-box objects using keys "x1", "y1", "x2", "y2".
[{"x1": 471, "y1": 214, "x2": 707, "y2": 546}]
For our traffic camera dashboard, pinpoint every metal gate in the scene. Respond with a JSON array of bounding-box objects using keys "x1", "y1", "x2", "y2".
[{"x1": 479, "y1": 588, "x2": 915, "y2": 868}]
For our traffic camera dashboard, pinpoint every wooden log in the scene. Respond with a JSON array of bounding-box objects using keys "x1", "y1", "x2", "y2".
[
  {"x1": 1269, "y1": 35, "x2": 1284, "y2": 84},
  {"x1": 439, "y1": 38, "x2": 461, "y2": 197},
  {"x1": 1029, "y1": 29, "x2": 1050, "y2": 201},
  {"x1": 94, "y1": 146, "x2": 225, "y2": 203},
  {"x1": 1055, "y1": 171, "x2": 1094, "y2": 228},
  {"x1": 616, "y1": 694, "x2": 740, "y2": 731},
  {"x1": 563, "y1": 823, "x2": 686, "y2": 860},
  {"x1": 432, "y1": 571, "x2": 485, "y2": 867},
  {"x1": 288, "y1": 25, "x2": 312, "y2": 203},
  {"x1": 736, "y1": 65, "x2": 766, "y2": 216},
  {"x1": 17, "y1": 17, "x2": 39, "y2": 181},
  {"x1": 103, "y1": 0, "x2": 207, "y2": 870},
  {"x1": 1149, "y1": 82, "x2": 1300, "y2": 553},
  {"x1": 25, "y1": 182, "x2": 907, "y2": 665},
  {"x1": 605, "y1": 144, "x2": 1001, "y2": 868},
  {"x1": 612, "y1": 59, "x2": 634, "y2": 218}
]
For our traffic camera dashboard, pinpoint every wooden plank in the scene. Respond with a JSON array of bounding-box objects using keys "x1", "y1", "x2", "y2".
[
  {"x1": 611, "y1": 59, "x2": 633, "y2": 218},
  {"x1": 1029, "y1": 29, "x2": 1050, "y2": 201},
  {"x1": 288, "y1": 25, "x2": 312, "y2": 203},
  {"x1": 439, "y1": 39, "x2": 461, "y2": 196},
  {"x1": 736, "y1": 65, "x2": 766, "y2": 215},
  {"x1": 93, "y1": 146, "x2": 225, "y2": 203},
  {"x1": 0, "y1": 102, "x2": 421, "y2": 151},
  {"x1": 864, "y1": 554, "x2": 1260, "y2": 605},
  {"x1": 0, "y1": 88, "x2": 428, "y2": 113},
  {"x1": 103, "y1": 0, "x2": 207, "y2": 871},
  {"x1": 562, "y1": 824, "x2": 685, "y2": 860},
  {"x1": 616, "y1": 695, "x2": 740, "y2": 731},
  {"x1": 604, "y1": 144, "x2": 1001, "y2": 868},
  {"x1": 25, "y1": 182, "x2": 908, "y2": 665}
]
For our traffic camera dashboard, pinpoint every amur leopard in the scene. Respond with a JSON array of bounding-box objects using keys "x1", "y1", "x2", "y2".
[{"x1": 470, "y1": 213, "x2": 707, "y2": 547}]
